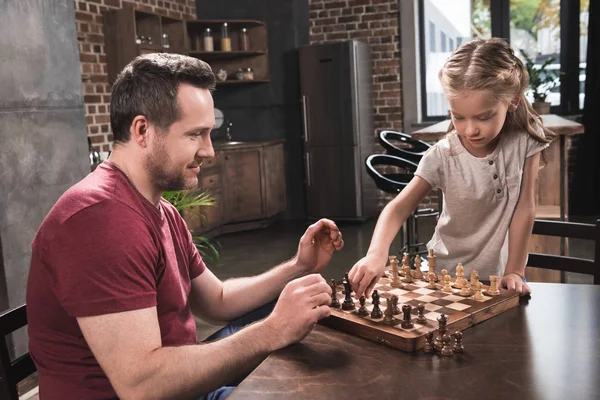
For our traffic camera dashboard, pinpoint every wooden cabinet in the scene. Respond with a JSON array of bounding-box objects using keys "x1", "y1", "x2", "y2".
[
  {"x1": 184, "y1": 140, "x2": 286, "y2": 236},
  {"x1": 103, "y1": 9, "x2": 270, "y2": 86}
]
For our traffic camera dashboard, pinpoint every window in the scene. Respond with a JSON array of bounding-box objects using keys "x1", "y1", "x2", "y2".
[
  {"x1": 441, "y1": 31, "x2": 447, "y2": 52},
  {"x1": 449, "y1": 38, "x2": 454, "y2": 50},
  {"x1": 429, "y1": 21, "x2": 436, "y2": 52}
]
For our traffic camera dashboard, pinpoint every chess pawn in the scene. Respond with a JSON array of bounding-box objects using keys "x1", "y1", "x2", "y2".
[
  {"x1": 486, "y1": 275, "x2": 500, "y2": 296},
  {"x1": 391, "y1": 295, "x2": 401, "y2": 315},
  {"x1": 423, "y1": 331, "x2": 434, "y2": 353},
  {"x1": 357, "y1": 295, "x2": 369, "y2": 316},
  {"x1": 442, "y1": 274, "x2": 453, "y2": 293},
  {"x1": 383, "y1": 297, "x2": 396, "y2": 325},
  {"x1": 416, "y1": 303, "x2": 427, "y2": 324},
  {"x1": 400, "y1": 304, "x2": 414, "y2": 329},
  {"x1": 413, "y1": 255, "x2": 424, "y2": 280},
  {"x1": 427, "y1": 248, "x2": 437, "y2": 280},
  {"x1": 370, "y1": 290, "x2": 383, "y2": 319},
  {"x1": 427, "y1": 272, "x2": 437, "y2": 289},
  {"x1": 400, "y1": 253, "x2": 410, "y2": 276},
  {"x1": 473, "y1": 281, "x2": 485, "y2": 301},
  {"x1": 330, "y1": 279, "x2": 340, "y2": 308},
  {"x1": 403, "y1": 264, "x2": 413, "y2": 283},
  {"x1": 459, "y1": 283, "x2": 471, "y2": 297},
  {"x1": 453, "y1": 331, "x2": 464, "y2": 353},
  {"x1": 441, "y1": 333, "x2": 454, "y2": 356},
  {"x1": 440, "y1": 268, "x2": 448, "y2": 283}
]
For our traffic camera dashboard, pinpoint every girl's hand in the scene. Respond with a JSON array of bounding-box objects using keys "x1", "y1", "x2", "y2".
[
  {"x1": 500, "y1": 272, "x2": 531, "y2": 296},
  {"x1": 348, "y1": 253, "x2": 388, "y2": 298}
]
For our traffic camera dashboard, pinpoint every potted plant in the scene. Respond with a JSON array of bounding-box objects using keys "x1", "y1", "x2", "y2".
[
  {"x1": 163, "y1": 190, "x2": 221, "y2": 267},
  {"x1": 520, "y1": 49, "x2": 559, "y2": 115}
]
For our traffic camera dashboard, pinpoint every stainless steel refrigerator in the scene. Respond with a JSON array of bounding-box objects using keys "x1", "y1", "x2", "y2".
[{"x1": 299, "y1": 40, "x2": 378, "y2": 221}]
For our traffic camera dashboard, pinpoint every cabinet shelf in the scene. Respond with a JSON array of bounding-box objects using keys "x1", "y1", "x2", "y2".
[{"x1": 189, "y1": 51, "x2": 267, "y2": 61}]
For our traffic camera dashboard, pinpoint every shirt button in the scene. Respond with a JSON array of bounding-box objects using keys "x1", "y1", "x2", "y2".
[
  {"x1": 493, "y1": 174, "x2": 498, "y2": 179},
  {"x1": 489, "y1": 160, "x2": 494, "y2": 165},
  {"x1": 496, "y1": 188, "x2": 501, "y2": 193}
]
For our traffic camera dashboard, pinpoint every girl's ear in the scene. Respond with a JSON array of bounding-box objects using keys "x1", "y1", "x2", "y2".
[{"x1": 509, "y1": 98, "x2": 520, "y2": 112}]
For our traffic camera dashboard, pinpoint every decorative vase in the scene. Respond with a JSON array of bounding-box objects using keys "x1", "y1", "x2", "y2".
[{"x1": 532, "y1": 101, "x2": 551, "y2": 115}]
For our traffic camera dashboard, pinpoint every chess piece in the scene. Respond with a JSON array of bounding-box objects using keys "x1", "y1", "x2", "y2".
[
  {"x1": 370, "y1": 290, "x2": 383, "y2": 319},
  {"x1": 442, "y1": 274, "x2": 453, "y2": 292},
  {"x1": 400, "y1": 253, "x2": 410, "y2": 276},
  {"x1": 413, "y1": 255, "x2": 423, "y2": 280},
  {"x1": 390, "y1": 256, "x2": 403, "y2": 288},
  {"x1": 459, "y1": 284, "x2": 471, "y2": 297},
  {"x1": 427, "y1": 248, "x2": 437, "y2": 281},
  {"x1": 342, "y1": 275, "x2": 355, "y2": 310},
  {"x1": 435, "y1": 314, "x2": 448, "y2": 350},
  {"x1": 357, "y1": 295, "x2": 369, "y2": 316},
  {"x1": 453, "y1": 263, "x2": 465, "y2": 288},
  {"x1": 441, "y1": 333, "x2": 454, "y2": 356},
  {"x1": 330, "y1": 279, "x2": 340, "y2": 308},
  {"x1": 403, "y1": 263, "x2": 413, "y2": 283},
  {"x1": 423, "y1": 331, "x2": 434, "y2": 353},
  {"x1": 383, "y1": 297, "x2": 396, "y2": 325},
  {"x1": 486, "y1": 275, "x2": 500, "y2": 296},
  {"x1": 473, "y1": 281, "x2": 485, "y2": 301},
  {"x1": 440, "y1": 268, "x2": 448, "y2": 283},
  {"x1": 453, "y1": 331, "x2": 464, "y2": 353},
  {"x1": 470, "y1": 269, "x2": 479, "y2": 288},
  {"x1": 427, "y1": 272, "x2": 437, "y2": 289},
  {"x1": 391, "y1": 295, "x2": 401, "y2": 315},
  {"x1": 401, "y1": 304, "x2": 414, "y2": 329},
  {"x1": 416, "y1": 303, "x2": 427, "y2": 324}
]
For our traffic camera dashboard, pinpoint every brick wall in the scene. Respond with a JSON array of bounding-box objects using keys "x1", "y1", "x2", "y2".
[{"x1": 75, "y1": 0, "x2": 196, "y2": 153}]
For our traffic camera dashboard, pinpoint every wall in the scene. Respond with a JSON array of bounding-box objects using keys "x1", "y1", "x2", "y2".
[
  {"x1": 196, "y1": 0, "x2": 310, "y2": 219},
  {"x1": 0, "y1": 0, "x2": 88, "y2": 356},
  {"x1": 75, "y1": 0, "x2": 197, "y2": 153}
]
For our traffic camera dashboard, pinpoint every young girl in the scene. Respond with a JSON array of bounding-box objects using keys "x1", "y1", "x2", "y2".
[{"x1": 349, "y1": 38, "x2": 553, "y2": 298}]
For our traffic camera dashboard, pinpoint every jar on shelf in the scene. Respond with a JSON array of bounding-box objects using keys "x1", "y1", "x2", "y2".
[
  {"x1": 235, "y1": 68, "x2": 246, "y2": 80},
  {"x1": 162, "y1": 33, "x2": 170, "y2": 49},
  {"x1": 239, "y1": 28, "x2": 249, "y2": 51},
  {"x1": 203, "y1": 28, "x2": 214, "y2": 52},
  {"x1": 244, "y1": 67, "x2": 254, "y2": 80},
  {"x1": 221, "y1": 22, "x2": 232, "y2": 52}
]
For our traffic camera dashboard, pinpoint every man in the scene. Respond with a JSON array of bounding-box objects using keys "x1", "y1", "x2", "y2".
[{"x1": 27, "y1": 53, "x2": 343, "y2": 400}]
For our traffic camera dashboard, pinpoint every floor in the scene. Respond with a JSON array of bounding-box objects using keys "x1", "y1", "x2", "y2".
[{"x1": 195, "y1": 216, "x2": 595, "y2": 339}]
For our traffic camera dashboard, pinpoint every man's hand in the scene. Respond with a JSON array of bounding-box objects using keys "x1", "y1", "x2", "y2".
[
  {"x1": 500, "y1": 273, "x2": 531, "y2": 296},
  {"x1": 295, "y1": 219, "x2": 344, "y2": 274},
  {"x1": 348, "y1": 253, "x2": 387, "y2": 298},
  {"x1": 264, "y1": 274, "x2": 332, "y2": 347}
]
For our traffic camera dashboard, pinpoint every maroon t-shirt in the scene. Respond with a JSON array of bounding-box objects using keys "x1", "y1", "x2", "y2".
[{"x1": 26, "y1": 162, "x2": 206, "y2": 399}]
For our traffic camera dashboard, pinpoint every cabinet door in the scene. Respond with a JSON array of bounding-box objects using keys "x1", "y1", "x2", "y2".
[
  {"x1": 264, "y1": 143, "x2": 286, "y2": 217},
  {"x1": 200, "y1": 191, "x2": 224, "y2": 231},
  {"x1": 222, "y1": 149, "x2": 263, "y2": 222}
]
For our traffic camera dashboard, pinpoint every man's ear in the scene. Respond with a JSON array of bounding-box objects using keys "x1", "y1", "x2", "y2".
[{"x1": 130, "y1": 115, "x2": 150, "y2": 148}]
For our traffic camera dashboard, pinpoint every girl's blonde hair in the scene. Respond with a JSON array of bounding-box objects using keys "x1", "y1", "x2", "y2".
[{"x1": 438, "y1": 37, "x2": 554, "y2": 164}]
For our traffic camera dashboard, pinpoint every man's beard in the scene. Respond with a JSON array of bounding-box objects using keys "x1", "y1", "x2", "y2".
[{"x1": 145, "y1": 143, "x2": 196, "y2": 192}]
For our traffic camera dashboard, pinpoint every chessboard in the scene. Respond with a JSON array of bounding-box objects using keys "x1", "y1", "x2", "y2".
[{"x1": 320, "y1": 263, "x2": 520, "y2": 352}]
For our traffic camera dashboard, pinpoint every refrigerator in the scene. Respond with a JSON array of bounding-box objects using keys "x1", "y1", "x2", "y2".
[{"x1": 298, "y1": 40, "x2": 378, "y2": 221}]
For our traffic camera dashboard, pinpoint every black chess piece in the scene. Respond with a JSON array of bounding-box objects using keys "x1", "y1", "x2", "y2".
[
  {"x1": 370, "y1": 290, "x2": 383, "y2": 319},
  {"x1": 330, "y1": 279, "x2": 340, "y2": 308},
  {"x1": 423, "y1": 331, "x2": 434, "y2": 353},
  {"x1": 441, "y1": 333, "x2": 454, "y2": 356},
  {"x1": 416, "y1": 303, "x2": 427, "y2": 324},
  {"x1": 453, "y1": 331, "x2": 464, "y2": 353},
  {"x1": 357, "y1": 295, "x2": 369, "y2": 316},
  {"x1": 435, "y1": 314, "x2": 448, "y2": 350},
  {"x1": 400, "y1": 304, "x2": 414, "y2": 329},
  {"x1": 342, "y1": 276, "x2": 355, "y2": 311},
  {"x1": 391, "y1": 295, "x2": 401, "y2": 315}
]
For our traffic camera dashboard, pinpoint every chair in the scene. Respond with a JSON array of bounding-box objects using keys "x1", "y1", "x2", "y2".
[
  {"x1": 378, "y1": 130, "x2": 431, "y2": 163},
  {"x1": 0, "y1": 304, "x2": 36, "y2": 400},
  {"x1": 527, "y1": 219, "x2": 600, "y2": 284},
  {"x1": 365, "y1": 154, "x2": 438, "y2": 256}
]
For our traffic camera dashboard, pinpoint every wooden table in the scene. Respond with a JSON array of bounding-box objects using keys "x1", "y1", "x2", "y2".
[
  {"x1": 229, "y1": 283, "x2": 600, "y2": 400},
  {"x1": 412, "y1": 115, "x2": 584, "y2": 283}
]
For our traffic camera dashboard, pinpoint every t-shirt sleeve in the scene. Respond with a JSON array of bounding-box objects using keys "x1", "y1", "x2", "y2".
[
  {"x1": 525, "y1": 126, "x2": 551, "y2": 158},
  {"x1": 415, "y1": 144, "x2": 445, "y2": 190},
  {"x1": 185, "y1": 227, "x2": 207, "y2": 279},
  {"x1": 47, "y1": 201, "x2": 160, "y2": 317}
]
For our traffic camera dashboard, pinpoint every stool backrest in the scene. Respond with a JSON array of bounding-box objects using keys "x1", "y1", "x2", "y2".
[
  {"x1": 527, "y1": 219, "x2": 600, "y2": 284},
  {"x1": 379, "y1": 130, "x2": 430, "y2": 163},
  {"x1": 365, "y1": 154, "x2": 418, "y2": 194},
  {"x1": 0, "y1": 304, "x2": 36, "y2": 400}
]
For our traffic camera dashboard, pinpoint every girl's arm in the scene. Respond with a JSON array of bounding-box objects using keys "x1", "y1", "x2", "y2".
[
  {"x1": 349, "y1": 176, "x2": 432, "y2": 297},
  {"x1": 503, "y1": 152, "x2": 541, "y2": 295}
]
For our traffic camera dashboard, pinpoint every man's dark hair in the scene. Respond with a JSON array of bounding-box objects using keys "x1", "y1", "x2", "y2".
[{"x1": 110, "y1": 53, "x2": 216, "y2": 143}]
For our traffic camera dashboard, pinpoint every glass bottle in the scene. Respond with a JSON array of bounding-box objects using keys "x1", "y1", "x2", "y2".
[
  {"x1": 221, "y1": 23, "x2": 231, "y2": 52},
  {"x1": 239, "y1": 28, "x2": 249, "y2": 51},
  {"x1": 203, "y1": 28, "x2": 214, "y2": 52}
]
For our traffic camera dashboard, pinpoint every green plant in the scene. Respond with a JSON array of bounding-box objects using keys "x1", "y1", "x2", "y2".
[
  {"x1": 162, "y1": 190, "x2": 221, "y2": 267},
  {"x1": 520, "y1": 49, "x2": 558, "y2": 102}
]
